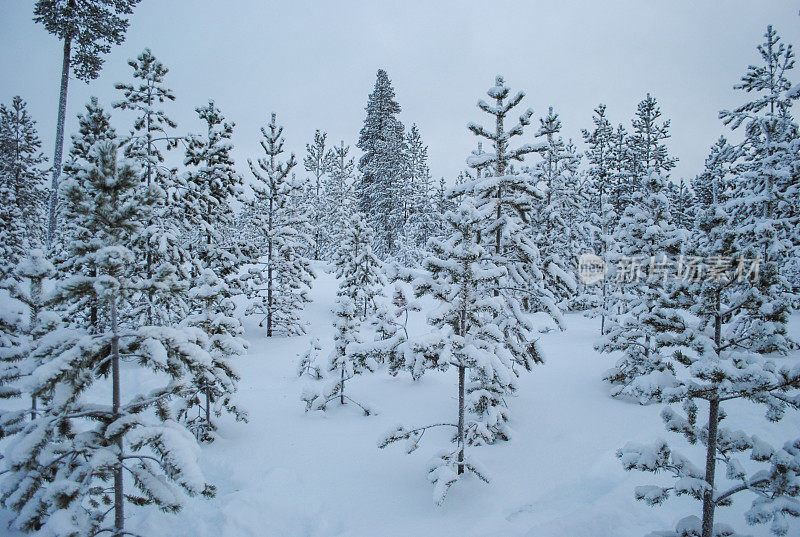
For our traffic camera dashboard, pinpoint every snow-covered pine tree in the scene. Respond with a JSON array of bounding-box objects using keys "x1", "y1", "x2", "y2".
[
  {"x1": 320, "y1": 140, "x2": 356, "y2": 260},
  {"x1": 720, "y1": 25, "x2": 799, "y2": 307},
  {"x1": 57, "y1": 97, "x2": 117, "y2": 334},
  {"x1": 617, "y1": 169, "x2": 800, "y2": 537},
  {"x1": 243, "y1": 113, "x2": 314, "y2": 337},
  {"x1": 380, "y1": 201, "x2": 520, "y2": 503},
  {"x1": 691, "y1": 136, "x2": 737, "y2": 212},
  {"x1": 33, "y1": 0, "x2": 141, "y2": 249},
  {"x1": 114, "y1": 48, "x2": 187, "y2": 325},
  {"x1": 179, "y1": 101, "x2": 247, "y2": 433},
  {"x1": 333, "y1": 214, "x2": 384, "y2": 320},
  {"x1": 356, "y1": 69, "x2": 408, "y2": 258},
  {"x1": 434, "y1": 176, "x2": 455, "y2": 239},
  {"x1": 63, "y1": 97, "x2": 118, "y2": 174},
  {"x1": 456, "y1": 75, "x2": 561, "y2": 340},
  {"x1": 179, "y1": 268, "x2": 247, "y2": 441},
  {"x1": 365, "y1": 281, "x2": 428, "y2": 378},
  {"x1": 398, "y1": 124, "x2": 438, "y2": 265},
  {"x1": 531, "y1": 106, "x2": 580, "y2": 308},
  {"x1": 182, "y1": 100, "x2": 246, "y2": 285},
  {"x1": 0, "y1": 97, "x2": 48, "y2": 274},
  {"x1": 0, "y1": 143, "x2": 213, "y2": 536},
  {"x1": 0, "y1": 250, "x2": 55, "y2": 424},
  {"x1": 303, "y1": 129, "x2": 334, "y2": 261},
  {"x1": 582, "y1": 103, "x2": 618, "y2": 332},
  {"x1": 300, "y1": 295, "x2": 375, "y2": 415},
  {"x1": 600, "y1": 93, "x2": 682, "y2": 402},
  {"x1": 563, "y1": 164, "x2": 601, "y2": 312},
  {"x1": 114, "y1": 48, "x2": 178, "y2": 186},
  {"x1": 608, "y1": 122, "x2": 633, "y2": 224},
  {"x1": 666, "y1": 178, "x2": 695, "y2": 231}
]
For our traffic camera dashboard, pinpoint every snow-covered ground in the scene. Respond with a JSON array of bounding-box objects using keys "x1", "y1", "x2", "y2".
[{"x1": 3, "y1": 266, "x2": 799, "y2": 537}]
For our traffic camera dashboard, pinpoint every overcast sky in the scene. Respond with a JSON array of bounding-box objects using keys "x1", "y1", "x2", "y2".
[{"x1": 2, "y1": 1, "x2": 799, "y2": 186}]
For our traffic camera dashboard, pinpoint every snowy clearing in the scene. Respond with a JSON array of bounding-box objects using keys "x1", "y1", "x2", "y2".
[{"x1": 4, "y1": 266, "x2": 792, "y2": 537}]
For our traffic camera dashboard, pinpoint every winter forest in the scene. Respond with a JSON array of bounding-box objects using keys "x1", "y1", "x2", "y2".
[{"x1": 1, "y1": 2, "x2": 800, "y2": 537}]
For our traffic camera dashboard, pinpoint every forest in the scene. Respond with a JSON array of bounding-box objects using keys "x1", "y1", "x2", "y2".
[{"x1": 0, "y1": 2, "x2": 799, "y2": 537}]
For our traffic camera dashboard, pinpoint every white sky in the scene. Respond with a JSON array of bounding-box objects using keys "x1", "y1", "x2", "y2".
[{"x1": 2, "y1": 1, "x2": 799, "y2": 186}]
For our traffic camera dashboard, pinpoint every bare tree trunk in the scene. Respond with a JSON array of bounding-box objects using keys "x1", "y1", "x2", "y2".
[
  {"x1": 702, "y1": 296, "x2": 724, "y2": 537},
  {"x1": 338, "y1": 364, "x2": 345, "y2": 404},
  {"x1": 205, "y1": 386, "x2": 212, "y2": 429},
  {"x1": 457, "y1": 364, "x2": 465, "y2": 475},
  {"x1": 701, "y1": 397, "x2": 719, "y2": 537},
  {"x1": 46, "y1": 36, "x2": 71, "y2": 251},
  {"x1": 267, "y1": 197, "x2": 274, "y2": 337},
  {"x1": 91, "y1": 267, "x2": 98, "y2": 332},
  {"x1": 110, "y1": 299, "x2": 124, "y2": 536},
  {"x1": 30, "y1": 278, "x2": 41, "y2": 419}
]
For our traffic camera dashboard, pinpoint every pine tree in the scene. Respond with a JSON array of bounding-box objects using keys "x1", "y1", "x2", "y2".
[
  {"x1": 608, "y1": 122, "x2": 633, "y2": 222},
  {"x1": 532, "y1": 106, "x2": 580, "y2": 307},
  {"x1": 300, "y1": 295, "x2": 375, "y2": 415},
  {"x1": 600, "y1": 94, "x2": 681, "y2": 402},
  {"x1": 33, "y1": 0, "x2": 141, "y2": 249},
  {"x1": 582, "y1": 104, "x2": 617, "y2": 333},
  {"x1": 691, "y1": 137, "x2": 737, "y2": 211},
  {"x1": 320, "y1": 140, "x2": 356, "y2": 260},
  {"x1": 0, "y1": 143, "x2": 213, "y2": 536},
  {"x1": 182, "y1": 100, "x2": 245, "y2": 284},
  {"x1": 304, "y1": 129, "x2": 334, "y2": 261},
  {"x1": 366, "y1": 282, "x2": 428, "y2": 378},
  {"x1": 398, "y1": 124, "x2": 438, "y2": 265},
  {"x1": 0, "y1": 97, "x2": 48, "y2": 274},
  {"x1": 333, "y1": 214, "x2": 384, "y2": 320},
  {"x1": 720, "y1": 26, "x2": 798, "y2": 301},
  {"x1": 457, "y1": 75, "x2": 561, "y2": 343},
  {"x1": 180, "y1": 101, "x2": 247, "y2": 433},
  {"x1": 356, "y1": 69, "x2": 408, "y2": 258},
  {"x1": 0, "y1": 250, "x2": 55, "y2": 422},
  {"x1": 179, "y1": 268, "x2": 248, "y2": 441},
  {"x1": 58, "y1": 97, "x2": 117, "y2": 333},
  {"x1": 242, "y1": 113, "x2": 314, "y2": 337},
  {"x1": 114, "y1": 48, "x2": 187, "y2": 325},
  {"x1": 617, "y1": 177, "x2": 800, "y2": 537},
  {"x1": 380, "y1": 201, "x2": 518, "y2": 504},
  {"x1": 667, "y1": 178, "x2": 695, "y2": 231}
]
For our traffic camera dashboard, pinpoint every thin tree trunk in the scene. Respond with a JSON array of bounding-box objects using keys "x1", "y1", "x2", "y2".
[
  {"x1": 701, "y1": 397, "x2": 720, "y2": 537},
  {"x1": 91, "y1": 267, "x2": 98, "y2": 332},
  {"x1": 701, "y1": 295, "x2": 724, "y2": 537},
  {"x1": 46, "y1": 36, "x2": 71, "y2": 251},
  {"x1": 205, "y1": 384, "x2": 212, "y2": 429},
  {"x1": 111, "y1": 299, "x2": 124, "y2": 536},
  {"x1": 340, "y1": 365, "x2": 345, "y2": 405},
  {"x1": 267, "y1": 197, "x2": 274, "y2": 337},
  {"x1": 30, "y1": 278, "x2": 41, "y2": 419},
  {"x1": 457, "y1": 364, "x2": 465, "y2": 475}
]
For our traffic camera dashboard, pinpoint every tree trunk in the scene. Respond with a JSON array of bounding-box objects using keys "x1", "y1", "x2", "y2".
[
  {"x1": 457, "y1": 364, "x2": 465, "y2": 475},
  {"x1": 91, "y1": 267, "x2": 98, "y2": 332},
  {"x1": 205, "y1": 386, "x2": 212, "y2": 429},
  {"x1": 46, "y1": 36, "x2": 71, "y2": 251},
  {"x1": 701, "y1": 397, "x2": 720, "y2": 537},
  {"x1": 110, "y1": 299, "x2": 125, "y2": 536},
  {"x1": 267, "y1": 197, "x2": 274, "y2": 337},
  {"x1": 702, "y1": 295, "x2": 724, "y2": 537},
  {"x1": 30, "y1": 278, "x2": 42, "y2": 420},
  {"x1": 340, "y1": 364, "x2": 345, "y2": 405}
]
